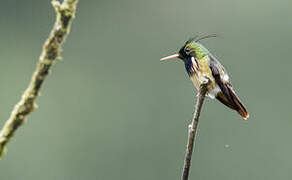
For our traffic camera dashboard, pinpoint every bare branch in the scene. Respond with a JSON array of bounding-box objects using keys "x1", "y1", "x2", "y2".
[
  {"x1": 181, "y1": 77, "x2": 210, "y2": 180},
  {"x1": 0, "y1": 0, "x2": 79, "y2": 159}
]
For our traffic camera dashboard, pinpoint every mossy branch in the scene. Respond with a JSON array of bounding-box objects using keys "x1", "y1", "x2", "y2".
[
  {"x1": 181, "y1": 77, "x2": 210, "y2": 180},
  {"x1": 0, "y1": 0, "x2": 78, "y2": 159}
]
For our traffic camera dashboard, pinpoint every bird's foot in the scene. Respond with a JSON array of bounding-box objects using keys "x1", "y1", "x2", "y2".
[{"x1": 201, "y1": 74, "x2": 209, "y2": 84}]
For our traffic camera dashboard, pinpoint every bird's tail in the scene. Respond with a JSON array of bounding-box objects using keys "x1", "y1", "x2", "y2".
[
  {"x1": 229, "y1": 87, "x2": 249, "y2": 120},
  {"x1": 216, "y1": 85, "x2": 249, "y2": 120}
]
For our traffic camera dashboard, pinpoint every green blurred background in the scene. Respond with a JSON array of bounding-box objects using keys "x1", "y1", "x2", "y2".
[{"x1": 0, "y1": 0, "x2": 291, "y2": 179}]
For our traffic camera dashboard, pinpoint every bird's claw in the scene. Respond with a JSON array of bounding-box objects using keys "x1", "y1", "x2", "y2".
[{"x1": 201, "y1": 75, "x2": 210, "y2": 85}]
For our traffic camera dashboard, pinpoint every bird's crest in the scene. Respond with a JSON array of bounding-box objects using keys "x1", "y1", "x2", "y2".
[{"x1": 185, "y1": 34, "x2": 218, "y2": 45}]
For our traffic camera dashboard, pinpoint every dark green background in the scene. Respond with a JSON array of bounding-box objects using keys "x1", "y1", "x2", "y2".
[{"x1": 0, "y1": 0, "x2": 291, "y2": 179}]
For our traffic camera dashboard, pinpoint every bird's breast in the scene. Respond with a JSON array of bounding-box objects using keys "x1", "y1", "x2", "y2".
[{"x1": 188, "y1": 56, "x2": 218, "y2": 97}]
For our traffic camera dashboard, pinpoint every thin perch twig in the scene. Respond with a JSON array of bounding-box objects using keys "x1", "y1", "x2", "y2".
[
  {"x1": 0, "y1": 0, "x2": 78, "y2": 159},
  {"x1": 181, "y1": 78, "x2": 210, "y2": 180}
]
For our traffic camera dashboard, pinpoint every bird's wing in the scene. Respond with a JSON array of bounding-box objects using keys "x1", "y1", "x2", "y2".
[
  {"x1": 209, "y1": 62, "x2": 235, "y2": 107},
  {"x1": 209, "y1": 60, "x2": 249, "y2": 119},
  {"x1": 209, "y1": 54, "x2": 229, "y2": 81}
]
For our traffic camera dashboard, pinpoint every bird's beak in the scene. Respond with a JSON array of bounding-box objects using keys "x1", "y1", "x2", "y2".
[{"x1": 160, "y1": 54, "x2": 180, "y2": 61}]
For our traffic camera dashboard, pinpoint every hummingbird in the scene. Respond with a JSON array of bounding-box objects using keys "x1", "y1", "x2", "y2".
[{"x1": 161, "y1": 35, "x2": 249, "y2": 120}]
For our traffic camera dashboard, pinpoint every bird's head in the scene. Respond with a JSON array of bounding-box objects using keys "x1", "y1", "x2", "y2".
[{"x1": 160, "y1": 34, "x2": 217, "y2": 62}]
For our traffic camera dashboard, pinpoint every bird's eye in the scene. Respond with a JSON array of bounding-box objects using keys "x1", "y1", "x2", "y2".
[{"x1": 185, "y1": 47, "x2": 191, "y2": 53}]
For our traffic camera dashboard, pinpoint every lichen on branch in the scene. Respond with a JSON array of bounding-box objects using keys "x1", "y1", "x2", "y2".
[{"x1": 0, "y1": 0, "x2": 79, "y2": 159}]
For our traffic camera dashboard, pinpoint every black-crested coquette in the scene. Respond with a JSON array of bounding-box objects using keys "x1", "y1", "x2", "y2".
[{"x1": 161, "y1": 35, "x2": 249, "y2": 119}]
